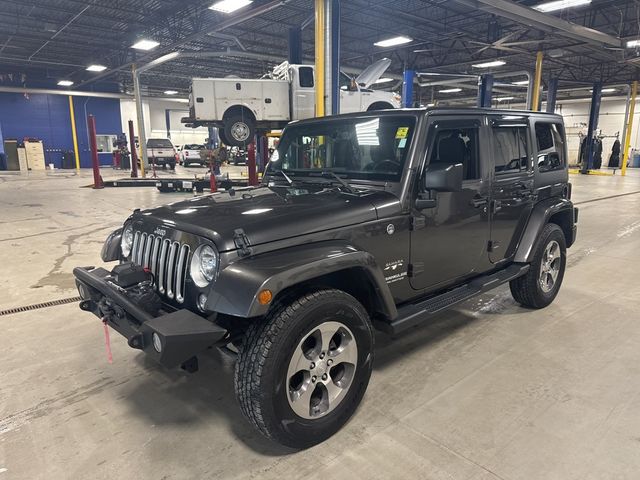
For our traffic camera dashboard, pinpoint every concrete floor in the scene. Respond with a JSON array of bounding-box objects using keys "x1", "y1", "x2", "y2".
[{"x1": 1, "y1": 166, "x2": 640, "y2": 479}]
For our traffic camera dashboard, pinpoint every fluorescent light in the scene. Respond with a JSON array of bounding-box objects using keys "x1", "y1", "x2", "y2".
[
  {"x1": 533, "y1": 0, "x2": 591, "y2": 12},
  {"x1": 374, "y1": 36, "x2": 412, "y2": 48},
  {"x1": 512, "y1": 80, "x2": 530, "y2": 85},
  {"x1": 627, "y1": 40, "x2": 640, "y2": 48},
  {"x1": 439, "y1": 88, "x2": 462, "y2": 93},
  {"x1": 210, "y1": 0, "x2": 252, "y2": 13},
  {"x1": 496, "y1": 96, "x2": 515, "y2": 101},
  {"x1": 164, "y1": 90, "x2": 178, "y2": 95},
  {"x1": 131, "y1": 39, "x2": 159, "y2": 50},
  {"x1": 57, "y1": 80, "x2": 73, "y2": 86},
  {"x1": 427, "y1": 103, "x2": 436, "y2": 107},
  {"x1": 590, "y1": 88, "x2": 616, "y2": 93},
  {"x1": 472, "y1": 60, "x2": 506, "y2": 68},
  {"x1": 373, "y1": 78, "x2": 394, "y2": 84},
  {"x1": 86, "y1": 65, "x2": 107, "y2": 72}
]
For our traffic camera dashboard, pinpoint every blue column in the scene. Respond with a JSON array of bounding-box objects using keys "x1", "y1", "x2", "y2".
[
  {"x1": 402, "y1": 70, "x2": 415, "y2": 108},
  {"x1": 330, "y1": 0, "x2": 340, "y2": 115},
  {"x1": 477, "y1": 74, "x2": 494, "y2": 108},
  {"x1": 546, "y1": 78, "x2": 559, "y2": 113},
  {"x1": 288, "y1": 27, "x2": 302, "y2": 64},
  {"x1": 581, "y1": 82, "x2": 602, "y2": 173}
]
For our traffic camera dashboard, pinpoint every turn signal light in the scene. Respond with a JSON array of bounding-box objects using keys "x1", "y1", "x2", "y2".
[{"x1": 258, "y1": 289, "x2": 273, "y2": 305}]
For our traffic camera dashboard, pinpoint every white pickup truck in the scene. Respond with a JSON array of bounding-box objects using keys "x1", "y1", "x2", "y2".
[{"x1": 182, "y1": 59, "x2": 400, "y2": 146}]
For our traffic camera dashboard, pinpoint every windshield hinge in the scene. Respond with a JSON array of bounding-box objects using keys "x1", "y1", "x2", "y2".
[
  {"x1": 410, "y1": 216, "x2": 426, "y2": 231},
  {"x1": 407, "y1": 262, "x2": 424, "y2": 277},
  {"x1": 233, "y1": 229, "x2": 252, "y2": 257}
]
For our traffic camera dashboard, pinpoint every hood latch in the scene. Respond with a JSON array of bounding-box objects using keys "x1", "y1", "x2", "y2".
[{"x1": 233, "y1": 229, "x2": 252, "y2": 257}]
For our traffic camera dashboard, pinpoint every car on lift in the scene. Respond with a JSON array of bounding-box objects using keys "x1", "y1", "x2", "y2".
[
  {"x1": 181, "y1": 59, "x2": 400, "y2": 147},
  {"x1": 179, "y1": 144, "x2": 205, "y2": 167},
  {"x1": 146, "y1": 138, "x2": 177, "y2": 170},
  {"x1": 74, "y1": 107, "x2": 577, "y2": 449}
]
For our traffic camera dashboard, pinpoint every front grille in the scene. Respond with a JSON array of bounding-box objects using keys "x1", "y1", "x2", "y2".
[{"x1": 131, "y1": 231, "x2": 190, "y2": 303}]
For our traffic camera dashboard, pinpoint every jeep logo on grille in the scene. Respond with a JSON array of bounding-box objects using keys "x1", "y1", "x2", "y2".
[{"x1": 153, "y1": 227, "x2": 167, "y2": 237}]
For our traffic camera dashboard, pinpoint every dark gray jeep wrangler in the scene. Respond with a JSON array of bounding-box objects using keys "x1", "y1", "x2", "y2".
[{"x1": 74, "y1": 107, "x2": 578, "y2": 448}]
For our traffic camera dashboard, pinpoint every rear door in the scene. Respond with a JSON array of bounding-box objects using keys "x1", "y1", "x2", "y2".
[{"x1": 488, "y1": 116, "x2": 535, "y2": 264}]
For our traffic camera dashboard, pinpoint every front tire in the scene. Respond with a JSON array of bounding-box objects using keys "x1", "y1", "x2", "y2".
[
  {"x1": 510, "y1": 223, "x2": 566, "y2": 309},
  {"x1": 235, "y1": 289, "x2": 374, "y2": 449}
]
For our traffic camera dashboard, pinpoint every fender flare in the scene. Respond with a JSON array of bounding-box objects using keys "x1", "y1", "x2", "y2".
[
  {"x1": 205, "y1": 241, "x2": 397, "y2": 319},
  {"x1": 514, "y1": 197, "x2": 574, "y2": 263}
]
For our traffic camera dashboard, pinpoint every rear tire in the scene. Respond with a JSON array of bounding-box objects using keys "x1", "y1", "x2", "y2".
[
  {"x1": 223, "y1": 113, "x2": 255, "y2": 147},
  {"x1": 510, "y1": 223, "x2": 566, "y2": 309},
  {"x1": 235, "y1": 289, "x2": 374, "y2": 449}
]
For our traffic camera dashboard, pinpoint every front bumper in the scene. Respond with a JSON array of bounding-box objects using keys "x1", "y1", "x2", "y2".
[{"x1": 73, "y1": 266, "x2": 227, "y2": 369}]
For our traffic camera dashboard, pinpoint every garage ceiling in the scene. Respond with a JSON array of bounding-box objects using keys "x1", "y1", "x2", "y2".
[{"x1": 1, "y1": 0, "x2": 640, "y2": 102}]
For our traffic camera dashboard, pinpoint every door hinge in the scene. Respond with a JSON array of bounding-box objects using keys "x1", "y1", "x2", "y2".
[
  {"x1": 233, "y1": 228, "x2": 252, "y2": 257},
  {"x1": 487, "y1": 240, "x2": 501, "y2": 252},
  {"x1": 407, "y1": 262, "x2": 424, "y2": 277},
  {"x1": 410, "y1": 216, "x2": 426, "y2": 231}
]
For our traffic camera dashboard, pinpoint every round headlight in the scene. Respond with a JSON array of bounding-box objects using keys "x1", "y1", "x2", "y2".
[
  {"x1": 120, "y1": 225, "x2": 134, "y2": 258},
  {"x1": 190, "y1": 245, "x2": 219, "y2": 287}
]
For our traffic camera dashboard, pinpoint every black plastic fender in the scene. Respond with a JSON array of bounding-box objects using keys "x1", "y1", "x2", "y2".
[
  {"x1": 101, "y1": 228, "x2": 122, "y2": 262},
  {"x1": 205, "y1": 241, "x2": 397, "y2": 319},
  {"x1": 514, "y1": 197, "x2": 575, "y2": 263}
]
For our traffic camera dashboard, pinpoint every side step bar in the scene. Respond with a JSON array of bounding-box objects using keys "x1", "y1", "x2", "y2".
[{"x1": 381, "y1": 263, "x2": 530, "y2": 335}]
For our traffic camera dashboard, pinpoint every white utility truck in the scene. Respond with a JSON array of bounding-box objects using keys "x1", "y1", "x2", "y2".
[{"x1": 182, "y1": 59, "x2": 400, "y2": 146}]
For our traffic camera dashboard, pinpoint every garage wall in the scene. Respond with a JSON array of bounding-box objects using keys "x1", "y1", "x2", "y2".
[
  {"x1": 0, "y1": 92, "x2": 122, "y2": 168},
  {"x1": 554, "y1": 97, "x2": 640, "y2": 167}
]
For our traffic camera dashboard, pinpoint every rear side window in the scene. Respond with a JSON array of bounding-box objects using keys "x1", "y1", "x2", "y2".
[
  {"x1": 493, "y1": 127, "x2": 528, "y2": 174},
  {"x1": 299, "y1": 67, "x2": 314, "y2": 88},
  {"x1": 535, "y1": 122, "x2": 565, "y2": 172},
  {"x1": 147, "y1": 139, "x2": 173, "y2": 148}
]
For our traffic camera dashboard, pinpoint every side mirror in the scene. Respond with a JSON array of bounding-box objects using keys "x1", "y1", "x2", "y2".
[{"x1": 424, "y1": 162, "x2": 464, "y2": 192}]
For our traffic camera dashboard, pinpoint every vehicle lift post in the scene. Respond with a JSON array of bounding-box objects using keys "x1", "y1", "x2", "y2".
[
  {"x1": 87, "y1": 115, "x2": 103, "y2": 189},
  {"x1": 402, "y1": 70, "x2": 415, "y2": 108},
  {"x1": 128, "y1": 120, "x2": 138, "y2": 178},
  {"x1": 621, "y1": 80, "x2": 638, "y2": 176},
  {"x1": 477, "y1": 74, "x2": 493, "y2": 108},
  {"x1": 546, "y1": 78, "x2": 559, "y2": 113},
  {"x1": 580, "y1": 82, "x2": 602, "y2": 174},
  {"x1": 248, "y1": 140, "x2": 259, "y2": 186}
]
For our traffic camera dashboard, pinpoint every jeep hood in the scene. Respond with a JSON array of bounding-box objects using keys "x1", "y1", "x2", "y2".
[{"x1": 137, "y1": 185, "x2": 398, "y2": 252}]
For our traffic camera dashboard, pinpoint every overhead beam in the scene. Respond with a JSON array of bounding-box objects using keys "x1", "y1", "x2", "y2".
[{"x1": 452, "y1": 0, "x2": 622, "y2": 48}]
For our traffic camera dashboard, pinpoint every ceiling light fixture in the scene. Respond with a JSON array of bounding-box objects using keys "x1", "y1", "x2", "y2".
[
  {"x1": 210, "y1": 0, "x2": 252, "y2": 13},
  {"x1": 131, "y1": 39, "x2": 160, "y2": 50},
  {"x1": 373, "y1": 78, "x2": 394, "y2": 84},
  {"x1": 533, "y1": 0, "x2": 591, "y2": 12},
  {"x1": 86, "y1": 65, "x2": 107, "y2": 72},
  {"x1": 496, "y1": 96, "x2": 515, "y2": 101},
  {"x1": 164, "y1": 90, "x2": 178, "y2": 95},
  {"x1": 374, "y1": 36, "x2": 412, "y2": 48},
  {"x1": 57, "y1": 80, "x2": 74, "y2": 86},
  {"x1": 472, "y1": 60, "x2": 506, "y2": 68},
  {"x1": 590, "y1": 88, "x2": 616, "y2": 93},
  {"x1": 512, "y1": 80, "x2": 530, "y2": 85},
  {"x1": 627, "y1": 40, "x2": 640, "y2": 48},
  {"x1": 439, "y1": 88, "x2": 462, "y2": 93}
]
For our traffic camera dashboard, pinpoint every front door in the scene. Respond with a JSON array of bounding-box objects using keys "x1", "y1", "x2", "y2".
[
  {"x1": 488, "y1": 117, "x2": 535, "y2": 263},
  {"x1": 409, "y1": 117, "x2": 491, "y2": 291}
]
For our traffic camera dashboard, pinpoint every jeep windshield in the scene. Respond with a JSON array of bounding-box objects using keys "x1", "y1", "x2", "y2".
[{"x1": 266, "y1": 115, "x2": 416, "y2": 183}]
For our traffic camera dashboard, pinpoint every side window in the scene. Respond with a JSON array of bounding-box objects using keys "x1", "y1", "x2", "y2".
[
  {"x1": 493, "y1": 127, "x2": 528, "y2": 174},
  {"x1": 428, "y1": 126, "x2": 479, "y2": 180},
  {"x1": 535, "y1": 122, "x2": 565, "y2": 172},
  {"x1": 298, "y1": 67, "x2": 314, "y2": 88}
]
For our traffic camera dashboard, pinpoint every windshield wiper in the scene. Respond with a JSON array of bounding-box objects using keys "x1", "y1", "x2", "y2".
[
  {"x1": 318, "y1": 171, "x2": 357, "y2": 193},
  {"x1": 267, "y1": 169, "x2": 293, "y2": 185}
]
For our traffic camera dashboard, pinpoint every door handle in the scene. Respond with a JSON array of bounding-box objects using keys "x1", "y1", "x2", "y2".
[{"x1": 470, "y1": 198, "x2": 488, "y2": 208}]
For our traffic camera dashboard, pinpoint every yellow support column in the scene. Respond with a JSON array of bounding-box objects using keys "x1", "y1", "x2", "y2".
[
  {"x1": 68, "y1": 96, "x2": 81, "y2": 170},
  {"x1": 531, "y1": 51, "x2": 543, "y2": 112},
  {"x1": 314, "y1": 0, "x2": 325, "y2": 118},
  {"x1": 621, "y1": 80, "x2": 637, "y2": 176}
]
